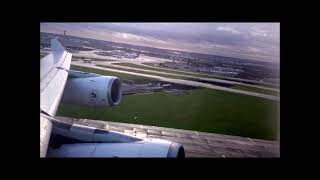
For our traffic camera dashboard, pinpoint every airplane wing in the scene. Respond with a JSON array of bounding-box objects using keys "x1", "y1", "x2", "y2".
[
  {"x1": 40, "y1": 39, "x2": 72, "y2": 157},
  {"x1": 40, "y1": 39, "x2": 184, "y2": 158}
]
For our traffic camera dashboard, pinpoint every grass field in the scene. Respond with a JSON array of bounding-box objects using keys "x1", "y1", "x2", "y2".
[
  {"x1": 57, "y1": 88, "x2": 279, "y2": 140},
  {"x1": 63, "y1": 65, "x2": 279, "y2": 140}
]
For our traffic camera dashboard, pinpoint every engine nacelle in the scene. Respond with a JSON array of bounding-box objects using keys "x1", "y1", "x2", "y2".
[{"x1": 61, "y1": 76, "x2": 122, "y2": 107}]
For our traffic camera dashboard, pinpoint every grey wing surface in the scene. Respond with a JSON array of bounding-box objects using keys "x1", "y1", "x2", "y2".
[{"x1": 40, "y1": 39, "x2": 72, "y2": 157}]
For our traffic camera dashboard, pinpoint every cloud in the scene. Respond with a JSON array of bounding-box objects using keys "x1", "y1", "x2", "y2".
[
  {"x1": 40, "y1": 23, "x2": 279, "y2": 62},
  {"x1": 216, "y1": 26, "x2": 241, "y2": 34},
  {"x1": 250, "y1": 26, "x2": 269, "y2": 37}
]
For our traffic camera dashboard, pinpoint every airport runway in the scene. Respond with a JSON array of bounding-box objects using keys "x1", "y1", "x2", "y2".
[
  {"x1": 131, "y1": 61, "x2": 279, "y2": 87},
  {"x1": 72, "y1": 61, "x2": 280, "y2": 101},
  {"x1": 71, "y1": 51, "x2": 279, "y2": 90},
  {"x1": 56, "y1": 116, "x2": 280, "y2": 157},
  {"x1": 58, "y1": 46, "x2": 279, "y2": 89},
  {"x1": 96, "y1": 61, "x2": 279, "y2": 92}
]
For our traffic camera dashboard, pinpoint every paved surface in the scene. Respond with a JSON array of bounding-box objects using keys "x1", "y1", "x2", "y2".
[
  {"x1": 71, "y1": 52, "x2": 278, "y2": 88},
  {"x1": 60, "y1": 49, "x2": 279, "y2": 89},
  {"x1": 56, "y1": 116, "x2": 280, "y2": 158},
  {"x1": 131, "y1": 61, "x2": 279, "y2": 88},
  {"x1": 95, "y1": 61, "x2": 279, "y2": 92},
  {"x1": 72, "y1": 62, "x2": 279, "y2": 101}
]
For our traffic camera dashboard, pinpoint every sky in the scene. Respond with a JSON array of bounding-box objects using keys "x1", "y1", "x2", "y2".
[{"x1": 40, "y1": 23, "x2": 280, "y2": 63}]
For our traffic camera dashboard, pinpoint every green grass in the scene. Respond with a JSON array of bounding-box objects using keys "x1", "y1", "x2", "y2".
[
  {"x1": 64, "y1": 65, "x2": 279, "y2": 140},
  {"x1": 57, "y1": 88, "x2": 279, "y2": 140},
  {"x1": 71, "y1": 65, "x2": 154, "y2": 84}
]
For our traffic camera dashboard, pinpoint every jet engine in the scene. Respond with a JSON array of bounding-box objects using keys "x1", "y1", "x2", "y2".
[{"x1": 61, "y1": 76, "x2": 122, "y2": 107}]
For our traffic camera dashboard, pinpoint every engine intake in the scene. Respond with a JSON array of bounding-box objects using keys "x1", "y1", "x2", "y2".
[{"x1": 109, "y1": 78, "x2": 121, "y2": 105}]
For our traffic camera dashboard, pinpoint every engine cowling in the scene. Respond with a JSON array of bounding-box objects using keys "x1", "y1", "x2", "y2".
[{"x1": 61, "y1": 76, "x2": 122, "y2": 107}]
